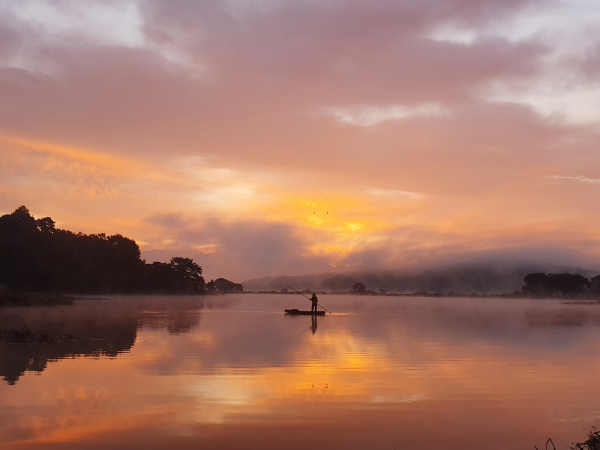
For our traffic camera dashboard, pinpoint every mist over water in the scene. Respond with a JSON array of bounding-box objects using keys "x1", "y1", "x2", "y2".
[{"x1": 2, "y1": 295, "x2": 600, "y2": 449}]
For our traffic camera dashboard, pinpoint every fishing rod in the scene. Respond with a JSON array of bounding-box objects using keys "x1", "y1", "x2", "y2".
[{"x1": 285, "y1": 284, "x2": 332, "y2": 314}]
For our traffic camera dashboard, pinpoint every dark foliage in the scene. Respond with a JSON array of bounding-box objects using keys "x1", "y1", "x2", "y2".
[
  {"x1": 206, "y1": 278, "x2": 243, "y2": 294},
  {"x1": 0, "y1": 292, "x2": 74, "y2": 307},
  {"x1": 352, "y1": 282, "x2": 367, "y2": 294},
  {"x1": 250, "y1": 264, "x2": 561, "y2": 294},
  {"x1": 0, "y1": 206, "x2": 206, "y2": 295},
  {"x1": 588, "y1": 275, "x2": 600, "y2": 297},
  {"x1": 570, "y1": 428, "x2": 600, "y2": 450},
  {"x1": 146, "y1": 258, "x2": 206, "y2": 294},
  {"x1": 522, "y1": 273, "x2": 592, "y2": 298}
]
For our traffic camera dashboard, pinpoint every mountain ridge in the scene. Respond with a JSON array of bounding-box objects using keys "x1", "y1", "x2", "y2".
[{"x1": 242, "y1": 262, "x2": 597, "y2": 294}]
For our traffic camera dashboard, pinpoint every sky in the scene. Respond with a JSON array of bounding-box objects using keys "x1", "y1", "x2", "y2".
[{"x1": 1, "y1": 0, "x2": 600, "y2": 281}]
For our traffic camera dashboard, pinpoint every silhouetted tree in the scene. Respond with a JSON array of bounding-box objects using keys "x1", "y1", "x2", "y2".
[
  {"x1": 206, "y1": 279, "x2": 216, "y2": 294},
  {"x1": 170, "y1": 257, "x2": 205, "y2": 293},
  {"x1": 0, "y1": 206, "x2": 208, "y2": 295},
  {"x1": 588, "y1": 275, "x2": 600, "y2": 298},
  {"x1": 212, "y1": 278, "x2": 243, "y2": 294},
  {"x1": 522, "y1": 273, "x2": 550, "y2": 297},
  {"x1": 522, "y1": 272, "x2": 591, "y2": 298},
  {"x1": 36, "y1": 217, "x2": 55, "y2": 233},
  {"x1": 352, "y1": 282, "x2": 367, "y2": 294},
  {"x1": 549, "y1": 273, "x2": 590, "y2": 296}
]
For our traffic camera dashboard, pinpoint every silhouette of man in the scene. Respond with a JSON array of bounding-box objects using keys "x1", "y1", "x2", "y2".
[{"x1": 310, "y1": 293, "x2": 318, "y2": 313}]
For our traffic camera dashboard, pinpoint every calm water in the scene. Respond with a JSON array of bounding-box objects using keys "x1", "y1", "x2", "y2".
[{"x1": 2, "y1": 294, "x2": 600, "y2": 449}]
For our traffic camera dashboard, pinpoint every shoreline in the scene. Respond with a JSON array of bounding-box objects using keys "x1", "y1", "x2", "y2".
[
  {"x1": 3, "y1": 291, "x2": 600, "y2": 306},
  {"x1": 240, "y1": 290, "x2": 600, "y2": 301},
  {"x1": 0, "y1": 292, "x2": 76, "y2": 307}
]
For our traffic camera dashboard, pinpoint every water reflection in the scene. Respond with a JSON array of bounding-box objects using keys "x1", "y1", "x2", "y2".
[
  {"x1": 0, "y1": 318, "x2": 137, "y2": 385},
  {"x1": 1, "y1": 295, "x2": 600, "y2": 449},
  {"x1": 0, "y1": 297, "x2": 207, "y2": 384}
]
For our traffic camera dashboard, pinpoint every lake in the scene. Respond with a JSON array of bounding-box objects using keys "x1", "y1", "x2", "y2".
[{"x1": 1, "y1": 294, "x2": 600, "y2": 449}]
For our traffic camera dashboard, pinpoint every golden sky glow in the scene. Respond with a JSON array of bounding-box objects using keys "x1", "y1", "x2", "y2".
[{"x1": 2, "y1": 0, "x2": 600, "y2": 280}]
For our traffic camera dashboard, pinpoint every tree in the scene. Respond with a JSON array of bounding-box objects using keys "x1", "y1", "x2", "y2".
[
  {"x1": 170, "y1": 257, "x2": 205, "y2": 293},
  {"x1": 588, "y1": 275, "x2": 600, "y2": 297},
  {"x1": 547, "y1": 273, "x2": 590, "y2": 296},
  {"x1": 213, "y1": 278, "x2": 243, "y2": 294},
  {"x1": 206, "y1": 279, "x2": 216, "y2": 294},
  {"x1": 352, "y1": 282, "x2": 367, "y2": 294},
  {"x1": 522, "y1": 273, "x2": 549, "y2": 297},
  {"x1": 522, "y1": 273, "x2": 590, "y2": 298},
  {"x1": 36, "y1": 217, "x2": 55, "y2": 233},
  {"x1": 0, "y1": 206, "x2": 210, "y2": 295}
]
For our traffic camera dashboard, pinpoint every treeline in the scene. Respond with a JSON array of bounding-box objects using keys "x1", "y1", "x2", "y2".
[
  {"x1": 0, "y1": 206, "x2": 240, "y2": 295},
  {"x1": 246, "y1": 265, "x2": 543, "y2": 294},
  {"x1": 340, "y1": 274, "x2": 600, "y2": 298},
  {"x1": 522, "y1": 272, "x2": 600, "y2": 298},
  {"x1": 206, "y1": 278, "x2": 243, "y2": 294}
]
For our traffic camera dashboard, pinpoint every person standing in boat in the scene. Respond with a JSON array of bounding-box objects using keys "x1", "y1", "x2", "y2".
[{"x1": 310, "y1": 293, "x2": 318, "y2": 313}]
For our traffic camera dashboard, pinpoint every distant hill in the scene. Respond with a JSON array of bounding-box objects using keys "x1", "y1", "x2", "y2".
[{"x1": 242, "y1": 263, "x2": 597, "y2": 294}]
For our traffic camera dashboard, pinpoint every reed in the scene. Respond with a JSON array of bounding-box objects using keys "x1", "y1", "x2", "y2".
[{"x1": 570, "y1": 428, "x2": 600, "y2": 450}]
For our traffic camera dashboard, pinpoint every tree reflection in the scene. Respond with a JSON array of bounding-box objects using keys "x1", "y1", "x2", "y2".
[
  {"x1": 0, "y1": 318, "x2": 137, "y2": 385},
  {"x1": 0, "y1": 297, "x2": 205, "y2": 384},
  {"x1": 139, "y1": 309, "x2": 202, "y2": 335}
]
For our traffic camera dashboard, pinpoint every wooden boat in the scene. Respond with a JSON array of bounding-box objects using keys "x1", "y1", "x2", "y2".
[{"x1": 285, "y1": 309, "x2": 325, "y2": 316}]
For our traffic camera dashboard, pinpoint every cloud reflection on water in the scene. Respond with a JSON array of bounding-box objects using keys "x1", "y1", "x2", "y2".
[{"x1": 2, "y1": 295, "x2": 600, "y2": 449}]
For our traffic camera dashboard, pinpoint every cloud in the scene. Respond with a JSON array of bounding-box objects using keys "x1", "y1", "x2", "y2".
[
  {"x1": 368, "y1": 189, "x2": 425, "y2": 201},
  {"x1": 1, "y1": 0, "x2": 600, "y2": 279},
  {"x1": 325, "y1": 103, "x2": 449, "y2": 126},
  {"x1": 484, "y1": 81, "x2": 600, "y2": 125},
  {"x1": 4, "y1": 0, "x2": 144, "y2": 48},
  {"x1": 549, "y1": 175, "x2": 600, "y2": 184},
  {"x1": 142, "y1": 207, "x2": 600, "y2": 282},
  {"x1": 143, "y1": 213, "x2": 336, "y2": 280}
]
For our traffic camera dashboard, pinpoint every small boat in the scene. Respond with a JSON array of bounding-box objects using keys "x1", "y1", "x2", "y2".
[{"x1": 285, "y1": 309, "x2": 325, "y2": 316}]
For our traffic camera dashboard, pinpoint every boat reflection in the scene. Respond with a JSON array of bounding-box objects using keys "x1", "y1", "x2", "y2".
[{"x1": 2, "y1": 296, "x2": 600, "y2": 449}]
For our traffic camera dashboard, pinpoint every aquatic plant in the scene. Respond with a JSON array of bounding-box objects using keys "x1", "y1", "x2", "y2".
[
  {"x1": 535, "y1": 437, "x2": 555, "y2": 450},
  {"x1": 570, "y1": 428, "x2": 600, "y2": 450}
]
